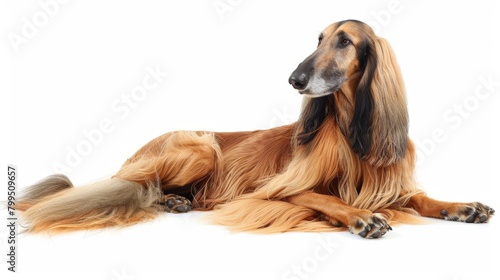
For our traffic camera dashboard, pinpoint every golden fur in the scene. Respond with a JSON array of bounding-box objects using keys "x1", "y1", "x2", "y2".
[{"x1": 16, "y1": 20, "x2": 493, "y2": 237}]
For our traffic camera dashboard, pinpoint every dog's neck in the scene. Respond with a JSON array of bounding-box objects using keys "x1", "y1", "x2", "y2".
[{"x1": 294, "y1": 88, "x2": 355, "y2": 147}]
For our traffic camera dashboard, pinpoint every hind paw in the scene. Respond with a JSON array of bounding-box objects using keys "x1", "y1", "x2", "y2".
[{"x1": 162, "y1": 194, "x2": 192, "y2": 213}]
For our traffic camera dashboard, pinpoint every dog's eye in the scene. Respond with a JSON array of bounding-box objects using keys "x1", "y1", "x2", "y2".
[
  {"x1": 317, "y1": 34, "x2": 324, "y2": 46},
  {"x1": 339, "y1": 38, "x2": 351, "y2": 47}
]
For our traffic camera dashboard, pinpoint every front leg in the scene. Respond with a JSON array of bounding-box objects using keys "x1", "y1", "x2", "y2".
[
  {"x1": 288, "y1": 192, "x2": 392, "y2": 239},
  {"x1": 406, "y1": 194, "x2": 495, "y2": 223}
]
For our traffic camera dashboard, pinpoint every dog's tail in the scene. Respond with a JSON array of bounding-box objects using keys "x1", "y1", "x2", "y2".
[{"x1": 17, "y1": 175, "x2": 162, "y2": 233}]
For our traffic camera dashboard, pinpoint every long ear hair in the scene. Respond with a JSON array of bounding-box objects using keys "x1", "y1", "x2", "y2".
[{"x1": 349, "y1": 36, "x2": 409, "y2": 167}]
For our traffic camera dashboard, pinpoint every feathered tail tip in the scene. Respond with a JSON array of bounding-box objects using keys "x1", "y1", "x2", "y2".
[
  {"x1": 19, "y1": 178, "x2": 164, "y2": 234},
  {"x1": 16, "y1": 174, "x2": 74, "y2": 211},
  {"x1": 207, "y1": 198, "x2": 341, "y2": 233}
]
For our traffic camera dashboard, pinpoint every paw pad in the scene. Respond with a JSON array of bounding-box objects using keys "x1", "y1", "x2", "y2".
[{"x1": 163, "y1": 194, "x2": 192, "y2": 213}]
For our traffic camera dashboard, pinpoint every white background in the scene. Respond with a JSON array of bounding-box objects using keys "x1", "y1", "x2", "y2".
[{"x1": 2, "y1": 0, "x2": 499, "y2": 279}]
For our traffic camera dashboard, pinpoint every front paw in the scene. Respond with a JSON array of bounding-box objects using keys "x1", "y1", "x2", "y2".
[
  {"x1": 440, "y1": 202, "x2": 494, "y2": 223},
  {"x1": 345, "y1": 211, "x2": 392, "y2": 239}
]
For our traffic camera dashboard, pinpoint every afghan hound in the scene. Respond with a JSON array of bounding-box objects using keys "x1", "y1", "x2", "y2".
[{"x1": 16, "y1": 20, "x2": 494, "y2": 238}]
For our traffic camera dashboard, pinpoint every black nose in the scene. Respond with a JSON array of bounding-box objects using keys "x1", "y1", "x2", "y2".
[{"x1": 288, "y1": 72, "x2": 309, "y2": 90}]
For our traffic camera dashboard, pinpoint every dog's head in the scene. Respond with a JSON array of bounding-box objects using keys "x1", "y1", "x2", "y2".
[
  {"x1": 289, "y1": 20, "x2": 373, "y2": 97},
  {"x1": 290, "y1": 20, "x2": 409, "y2": 167}
]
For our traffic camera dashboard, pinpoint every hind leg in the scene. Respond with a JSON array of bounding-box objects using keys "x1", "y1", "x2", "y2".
[{"x1": 114, "y1": 131, "x2": 221, "y2": 193}]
